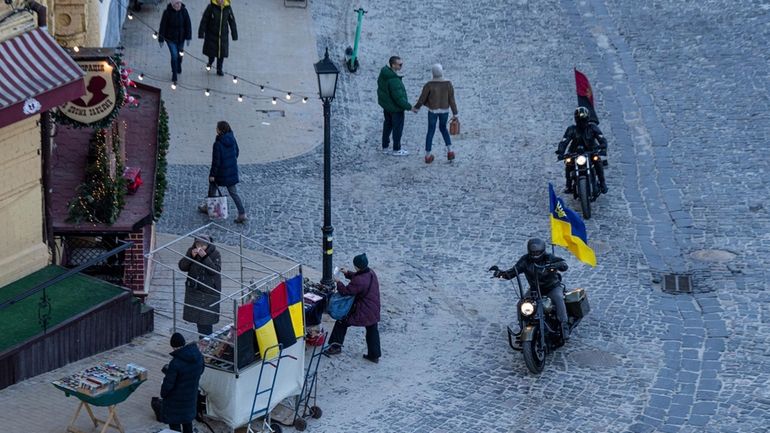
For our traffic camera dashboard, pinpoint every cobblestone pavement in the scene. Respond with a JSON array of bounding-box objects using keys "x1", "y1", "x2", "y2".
[{"x1": 154, "y1": 1, "x2": 770, "y2": 432}]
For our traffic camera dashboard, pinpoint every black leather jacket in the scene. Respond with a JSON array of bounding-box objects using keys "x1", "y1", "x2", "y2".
[
  {"x1": 556, "y1": 123, "x2": 608, "y2": 156},
  {"x1": 499, "y1": 253, "x2": 568, "y2": 292}
]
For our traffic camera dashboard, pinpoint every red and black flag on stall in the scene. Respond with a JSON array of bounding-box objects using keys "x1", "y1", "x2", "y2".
[{"x1": 574, "y1": 68, "x2": 600, "y2": 124}]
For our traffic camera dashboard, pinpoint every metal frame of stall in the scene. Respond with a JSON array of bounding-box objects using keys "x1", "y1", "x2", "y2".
[{"x1": 145, "y1": 222, "x2": 307, "y2": 432}]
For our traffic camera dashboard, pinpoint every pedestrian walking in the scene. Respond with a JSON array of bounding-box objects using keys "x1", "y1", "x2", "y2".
[
  {"x1": 412, "y1": 64, "x2": 458, "y2": 163},
  {"x1": 198, "y1": 121, "x2": 248, "y2": 222},
  {"x1": 377, "y1": 56, "x2": 412, "y2": 156},
  {"x1": 159, "y1": 333, "x2": 204, "y2": 433},
  {"x1": 324, "y1": 253, "x2": 382, "y2": 363},
  {"x1": 198, "y1": 0, "x2": 238, "y2": 76},
  {"x1": 178, "y1": 235, "x2": 222, "y2": 337},
  {"x1": 158, "y1": 0, "x2": 192, "y2": 84}
]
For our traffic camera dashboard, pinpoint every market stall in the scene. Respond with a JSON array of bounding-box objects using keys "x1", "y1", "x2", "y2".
[{"x1": 145, "y1": 223, "x2": 322, "y2": 432}]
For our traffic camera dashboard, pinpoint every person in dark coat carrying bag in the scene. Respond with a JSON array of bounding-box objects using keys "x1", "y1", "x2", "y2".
[
  {"x1": 198, "y1": 121, "x2": 247, "y2": 223},
  {"x1": 198, "y1": 0, "x2": 238, "y2": 76},
  {"x1": 324, "y1": 254, "x2": 382, "y2": 363},
  {"x1": 160, "y1": 333, "x2": 204, "y2": 433},
  {"x1": 178, "y1": 235, "x2": 222, "y2": 337}
]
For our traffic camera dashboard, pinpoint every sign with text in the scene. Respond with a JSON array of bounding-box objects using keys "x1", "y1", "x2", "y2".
[{"x1": 60, "y1": 60, "x2": 117, "y2": 125}]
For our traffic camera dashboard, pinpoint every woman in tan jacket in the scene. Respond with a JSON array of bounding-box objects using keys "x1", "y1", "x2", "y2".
[{"x1": 412, "y1": 64, "x2": 458, "y2": 163}]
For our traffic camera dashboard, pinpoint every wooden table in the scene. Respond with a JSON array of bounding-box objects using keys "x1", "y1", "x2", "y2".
[{"x1": 53, "y1": 381, "x2": 144, "y2": 433}]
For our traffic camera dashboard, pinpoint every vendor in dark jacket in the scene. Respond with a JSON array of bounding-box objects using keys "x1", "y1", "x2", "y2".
[
  {"x1": 178, "y1": 235, "x2": 222, "y2": 337},
  {"x1": 161, "y1": 333, "x2": 204, "y2": 433},
  {"x1": 325, "y1": 253, "x2": 382, "y2": 363}
]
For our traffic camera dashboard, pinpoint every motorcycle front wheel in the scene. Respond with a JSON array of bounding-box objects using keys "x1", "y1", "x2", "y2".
[
  {"x1": 578, "y1": 177, "x2": 591, "y2": 219},
  {"x1": 522, "y1": 328, "x2": 547, "y2": 374}
]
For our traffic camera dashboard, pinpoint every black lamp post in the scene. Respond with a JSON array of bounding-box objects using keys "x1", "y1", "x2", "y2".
[{"x1": 314, "y1": 48, "x2": 339, "y2": 289}]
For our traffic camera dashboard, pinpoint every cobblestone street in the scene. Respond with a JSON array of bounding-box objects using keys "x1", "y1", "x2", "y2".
[{"x1": 152, "y1": 1, "x2": 770, "y2": 432}]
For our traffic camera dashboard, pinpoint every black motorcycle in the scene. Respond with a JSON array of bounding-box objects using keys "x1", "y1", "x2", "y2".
[
  {"x1": 559, "y1": 145, "x2": 605, "y2": 219},
  {"x1": 490, "y1": 263, "x2": 591, "y2": 374}
]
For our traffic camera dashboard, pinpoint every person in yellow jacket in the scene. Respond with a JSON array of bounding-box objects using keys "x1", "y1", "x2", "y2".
[{"x1": 198, "y1": 0, "x2": 238, "y2": 76}]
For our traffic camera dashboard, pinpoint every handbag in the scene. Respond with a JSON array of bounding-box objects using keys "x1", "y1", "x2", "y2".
[
  {"x1": 449, "y1": 117, "x2": 460, "y2": 135},
  {"x1": 206, "y1": 187, "x2": 228, "y2": 219},
  {"x1": 327, "y1": 273, "x2": 374, "y2": 321}
]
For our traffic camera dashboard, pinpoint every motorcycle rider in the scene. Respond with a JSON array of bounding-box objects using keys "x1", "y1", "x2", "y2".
[
  {"x1": 555, "y1": 106, "x2": 608, "y2": 194},
  {"x1": 489, "y1": 238, "x2": 571, "y2": 340}
]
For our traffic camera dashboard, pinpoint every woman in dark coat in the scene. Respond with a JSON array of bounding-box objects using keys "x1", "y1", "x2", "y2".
[
  {"x1": 178, "y1": 235, "x2": 222, "y2": 336},
  {"x1": 158, "y1": 0, "x2": 191, "y2": 83},
  {"x1": 161, "y1": 333, "x2": 204, "y2": 433},
  {"x1": 325, "y1": 253, "x2": 382, "y2": 363},
  {"x1": 197, "y1": 0, "x2": 238, "y2": 76},
  {"x1": 202, "y1": 120, "x2": 247, "y2": 223}
]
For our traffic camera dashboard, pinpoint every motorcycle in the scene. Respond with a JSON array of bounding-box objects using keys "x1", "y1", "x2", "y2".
[
  {"x1": 559, "y1": 145, "x2": 606, "y2": 219},
  {"x1": 489, "y1": 263, "x2": 591, "y2": 374}
]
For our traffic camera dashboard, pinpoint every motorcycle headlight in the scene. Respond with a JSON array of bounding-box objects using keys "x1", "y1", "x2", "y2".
[
  {"x1": 520, "y1": 301, "x2": 535, "y2": 316},
  {"x1": 592, "y1": 155, "x2": 600, "y2": 161},
  {"x1": 565, "y1": 157, "x2": 572, "y2": 164},
  {"x1": 576, "y1": 155, "x2": 587, "y2": 166}
]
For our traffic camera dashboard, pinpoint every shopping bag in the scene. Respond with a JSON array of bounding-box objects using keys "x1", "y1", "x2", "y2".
[
  {"x1": 449, "y1": 117, "x2": 460, "y2": 135},
  {"x1": 326, "y1": 292, "x2": 355, "y2": 320},
  {"x1": 206, "y1": 188, "x2": 228, "y2": 219}
]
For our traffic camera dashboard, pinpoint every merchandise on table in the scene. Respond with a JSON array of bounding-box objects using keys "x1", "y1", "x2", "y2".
[{"x1": 52, "y1": 362, "x2": 147, "y2": 396}]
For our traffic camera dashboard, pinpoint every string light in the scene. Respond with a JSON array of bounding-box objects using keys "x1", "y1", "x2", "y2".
[
  {"x1": 260, "y1": 85, "x2": 265, "y2": 92},
  {"x1": 272, "y1": 97, "x2": 277, "y2": 105},
  {"x1": 204, "y1": 89, "x2": 210, "y2": 96},
  {"x1": 286, "y1": 92, "x2": 292, "y2": 100},
  {"x1": 302, "y1": 97, "x2": 308, "y2": 103},
  {"x1": 137, "y1": 73, "x2": 144, "y2": 81},
  {"x1": 237, "y1": 94, "x2": 243, "y2": 102},
  {"x1": 206, "y1": 64, "x2": 211, "y2": 71},
  {"x1": 152, "y1": 32, "x2": 158, "y2": 40},
  {"x1": 127, "y1": 12, "x2": 133, "y2": 20},
  {"x1": 73, "y1": 46, "x2": 80, "y2": 52},
  {"x1": 232, "y1": 76, "x2": 238, "y2": 84},
  {"x1": 179, "y1": 50, "x2": 185, "y2": 57},
  {"x1": 171, "y1": 82, "x2": 177, "y2": 90}
]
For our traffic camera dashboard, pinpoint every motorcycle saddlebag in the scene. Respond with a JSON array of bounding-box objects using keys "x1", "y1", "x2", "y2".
[{"x1": 565, "y1": 288, "x2": 590, "y2": 319}]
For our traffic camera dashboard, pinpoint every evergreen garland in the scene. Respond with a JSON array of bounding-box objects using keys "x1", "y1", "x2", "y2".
[
  {"x1": 153, "y1": 100, "x2": 170, "y2": 220},
  {"x1": 66, "y1": 128, "x2": 127, "y2": 225}
]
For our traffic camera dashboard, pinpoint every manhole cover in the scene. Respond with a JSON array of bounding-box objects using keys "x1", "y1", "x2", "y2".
[
  {"x1": 690, "y1": 249, "x2": 736, "y2": 263},
  {"x1": 662, "y1": 274, "x2": 693, "y2": 294},
  {"x1": 569, "y1": 349, "x2": 620, "y2": 369}
]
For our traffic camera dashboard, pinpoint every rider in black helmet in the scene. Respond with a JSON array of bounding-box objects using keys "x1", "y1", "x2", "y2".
[
  {"x1": 556, "y1": 107, "x2": 609, "y2": 194},
  {"x1": 489, "y1": 238, "x2": 571, "y2": 339}
]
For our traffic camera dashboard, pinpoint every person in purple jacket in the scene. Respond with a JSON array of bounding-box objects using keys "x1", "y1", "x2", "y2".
[{"x1": 324, "y1": 253, "x2": 381, "y2": 363}]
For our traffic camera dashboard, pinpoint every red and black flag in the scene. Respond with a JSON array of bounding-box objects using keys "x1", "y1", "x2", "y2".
[
  {"x1": 269, "y1": 281, "x2": 297, "y2": 350},
  {"x1": 574, "y1": 68, "x2": 599, "y2": 124}
]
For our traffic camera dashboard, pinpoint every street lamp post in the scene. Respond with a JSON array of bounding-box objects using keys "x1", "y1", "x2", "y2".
[{"x1": 314, "y1": 48, "x2": 340, "y2": 289}]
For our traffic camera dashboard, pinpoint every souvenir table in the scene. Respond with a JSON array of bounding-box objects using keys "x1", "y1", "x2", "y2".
[{"x1": 52, "y1": 363, "x2": 147, "y2": 433}]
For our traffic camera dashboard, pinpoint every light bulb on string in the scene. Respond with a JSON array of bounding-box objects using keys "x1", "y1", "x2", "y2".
[
  {"x1": 260, "y1": 85, "x2": 264, "y2": 92},
  {"x1": 152, "y1": 32, "x2": 158, "y2": 40},
  {"x1": 206, "y1": 64, "x2": 211, "y2": 71},
  {"x1": 302, "y1": 97, "x2": 308, "y2": 103},
  {"x1": 232, "y1": 76, "x2": 238, "y2": 84},
  {"x1": 272, "y1": 97, "x2": 277, "y2": 105},
  {"x1": 127, "y1": 12, "x2": 133, "y2": 20},
  {"x1": 286, "y1": 92, "x2": 292, "y2": 100},
  {"x1": 204, "y1": 89, "x2": 211, "y2": 96},
  {"x1": 237, "y1": 94, "x2": 243, "y2": 102},
  {"x1": 73, "y1": 46, "x2": 80, "y2": 52},
  {"x1": 179, "y1": 50, "x2": 185, "y2": 57},
  {"x1": 171, "y1": 82, "x2": 177, "y2": 90},
  {"x1": 137, "y1": 73, "x2": 144, "y2": 81}
]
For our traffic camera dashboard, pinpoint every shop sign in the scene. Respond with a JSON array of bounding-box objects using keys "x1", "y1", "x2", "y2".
[{"x1": 60, "y1": 60, "x2": 117, "y2": 125}]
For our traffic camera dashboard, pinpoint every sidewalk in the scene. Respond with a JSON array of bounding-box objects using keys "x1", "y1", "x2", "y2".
[
  {"x1": 0, "y1": 232, "x2": 320, "y2": 433},
  {"x1": 121, "y1": 0, "x2": 321, "y2": 165}
]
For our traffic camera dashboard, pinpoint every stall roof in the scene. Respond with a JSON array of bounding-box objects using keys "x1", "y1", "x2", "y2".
[
  {"x1": 51, "y1": 83, "x2": 161, "y2": 234},
  {"x1": 0, "y1": 28, "x2": 85, "y2": 128}
]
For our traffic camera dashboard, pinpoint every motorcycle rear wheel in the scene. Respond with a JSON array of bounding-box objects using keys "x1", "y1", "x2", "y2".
[
  {"x1": 522, "y1": 328, "x2": 546, "y2": 374},
  {"x1": 578, "y1": 177, "x2": 591, "y2": 219}
]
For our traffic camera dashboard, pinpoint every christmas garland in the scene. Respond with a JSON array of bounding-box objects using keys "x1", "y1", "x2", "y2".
[
  {"x1": 66, "y1": 128, "x2": 127, "y2": 225},
  {"x1": 54, "y1": 53, "x2": 139, "y2": 129},
  {"x1": 153, "y1": 100, "x2": 170, "y2": 220}
]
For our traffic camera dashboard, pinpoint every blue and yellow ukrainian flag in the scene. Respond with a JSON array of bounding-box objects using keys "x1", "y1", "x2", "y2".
[{"x1": 549, "y1": 183, "x2": 597, "y2": 267}]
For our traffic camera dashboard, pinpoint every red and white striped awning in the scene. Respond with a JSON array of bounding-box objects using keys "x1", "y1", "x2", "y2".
[{"x1": 0, "y1": 28, "x2": 85, "y2": 128}]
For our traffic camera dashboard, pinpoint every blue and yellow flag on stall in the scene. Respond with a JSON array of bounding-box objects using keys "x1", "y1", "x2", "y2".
[{"x1": 549, "y1": 183, "x2": 597, "y2": 267}]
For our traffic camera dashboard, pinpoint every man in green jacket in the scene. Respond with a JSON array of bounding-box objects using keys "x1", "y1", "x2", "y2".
[{"x1": 377, "y1": 56, "x2": 412, "y2": 156}]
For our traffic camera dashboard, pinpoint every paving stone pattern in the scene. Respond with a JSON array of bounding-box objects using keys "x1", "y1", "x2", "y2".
[{"x1": 155, "y1": 1, "x2": 770, "y2": 432}]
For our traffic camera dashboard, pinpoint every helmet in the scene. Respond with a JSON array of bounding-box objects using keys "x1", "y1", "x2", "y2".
[
  {"x1": 527, "y1": 238, "x2": 546, "y2": 260},
  {"x1": 574, "y1": 106, "x2": 590, "y2": 123}
]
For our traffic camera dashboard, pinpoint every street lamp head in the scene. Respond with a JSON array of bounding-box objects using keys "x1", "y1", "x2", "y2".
[{"x1": 314, "y1": 48, "x2": 339, "y2": 101}]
